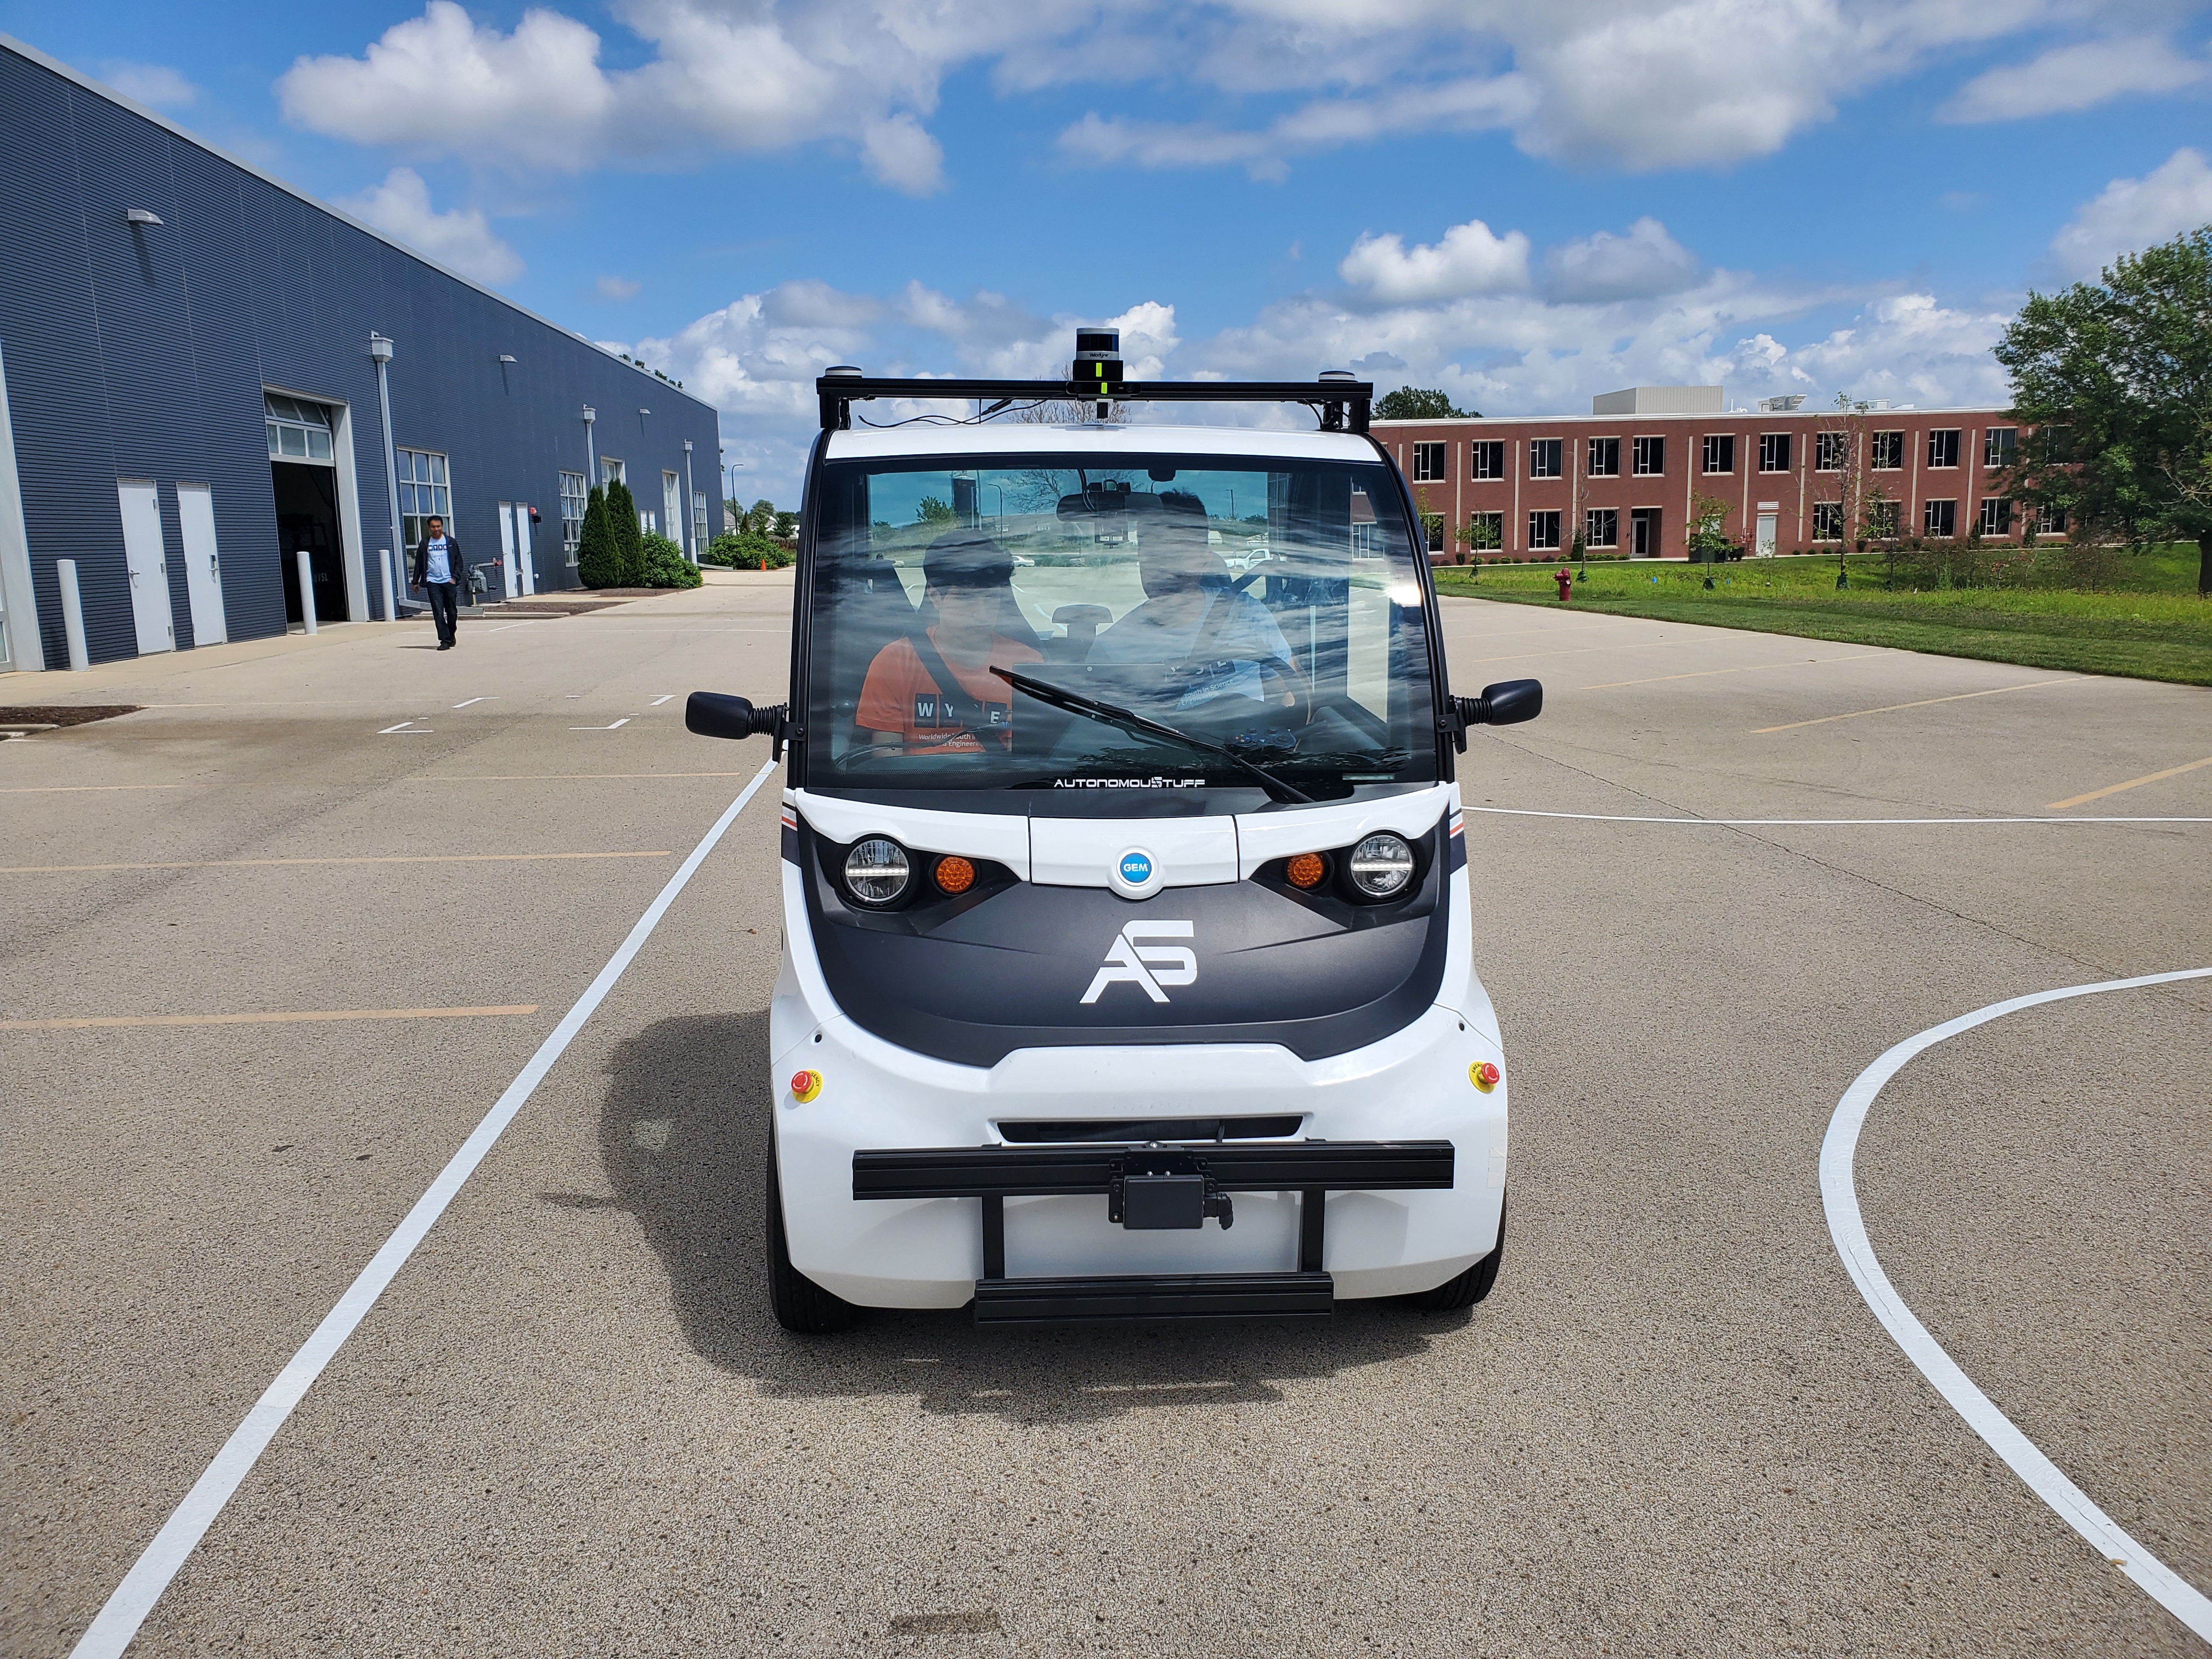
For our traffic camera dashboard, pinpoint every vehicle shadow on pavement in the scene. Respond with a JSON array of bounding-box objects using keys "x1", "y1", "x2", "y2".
[{"x1": 596, "y1": 1012, "x2": 1462, "y2": 1426}]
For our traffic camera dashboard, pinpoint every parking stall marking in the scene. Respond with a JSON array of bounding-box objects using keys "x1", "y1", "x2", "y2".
[
  {"x1": 1463, "y1": 806, "x2": 2212, "y2": 827},
  {"x1": 1583, "y1": 652, "x2": 1883, "y2": 690},
  {"x1": 1820, "y1": 967, "x2": 2212, "y2": 1644},
  {"x1": 65, "y1": 759, "x2": 778, "y2": 1659},
  {"x1": 1752, "y1": 677, "x2": 2085, "y2": 733},
  {"x1": 1, "y1": 850, "x2": 670, "y2": 874},
  {"x1": 2047, "y1": 754, "x2": 2212, "y2": 811},
  {"x1": 3, "y1": 1005, "x2": 537, "y2": 1032}
]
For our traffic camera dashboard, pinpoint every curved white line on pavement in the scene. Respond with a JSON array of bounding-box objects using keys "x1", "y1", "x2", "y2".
[
  {"x1": 1821, "y1": 968, "x2": 2212, "y2": 1643},
  {"x1": 69, "y1": 758, "x2": 781, "y2": 1659},
  {"x1": 1466, "y1": 807, "x2": 2212, "y2": 826}
]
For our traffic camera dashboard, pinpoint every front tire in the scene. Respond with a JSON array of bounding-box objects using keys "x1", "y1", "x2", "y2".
[
  {"x1": 766, "y1": 1141, "x2": 856, "y2": 1334},
  {"x1": 1402, "y1": 1192, "x2": 1505, "y2": 1312}
]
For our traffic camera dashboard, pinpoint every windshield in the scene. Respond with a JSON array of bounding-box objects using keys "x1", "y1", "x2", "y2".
[{"x1": 802, "y1": 452, "x2": 1437, "y2": 798}]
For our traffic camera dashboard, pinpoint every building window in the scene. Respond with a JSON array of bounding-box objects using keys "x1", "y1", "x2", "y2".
[
  {"x1": 1870, "y1": 431, "x2": 1905, "y2": 470},
  {"x1": 560, "y1": 470, "x2": 588, "y2": 565},
  {"x1": 1984, "y1": 427, "x2": 2017, "y2": 469},
  {"x1": 1470, "y1": 441, "x2": 1505, "y2": 480},
  {"x1": 397, "y1": 447, "x2": 451, "y2": 551},
  {"x1": 1701, "y1": 434, "x2": 1734, "y2": 474},
  {"x1": 1585, "y1": 507, "x2": 1618, "y2": 548},
  {"x1": 1412, "y1": 441, "x2": 1447, "y2": 482},
  {"x1": 2037, "y1": 504, "x2": 2068, "y2": 535},
  {"x1": 1528, "y1": 510, "x2": 1562, "y2": 550},
  {"x1": 264, "y1": 393, "x2": 334, "y2": 464},
  {"x1": 1465, "y1": 511, "x2": 1504, "y2": 554},
  {"x1": 600, "y1": 456, "x2": 625, "y2": 486},
  {"x1": 1759, "y1": 433, "x2": 1791, "y2": 472},
  {"x1": 1924, "y1": 498, "x2": 1956, "y2": 538},
  {"x1": 693, "y1": 490, "x2": 709, "y2": 552},
  {"x1": 1587, "y1": 437, "x2": 1620, "y2": 477},
  {"x1": 2038, "y1": 426, "x2": 2075, "y2": 462},
  {"x1": 1530, "y1": 439, "x2": 1562, "y2": 479},
  {"x1": 1812, "y1": 502, "x2": 1845, "y2": 541},
  {"x1": 1815, "y1": 431, "x2": 1848, "y2": 472},
  {"x1": 1632, "y1": 436, "x2": 1664, "y2": 476},
  {"x1": 1979, "y1": 498, "x2": 2013, "y2": 538},
  {"x1": 1927, "y1": 429, "x2": 1960, "y2": 469},
  {"x1": 1867, "y1": 500, "x2": 1900, "y2": 538}
]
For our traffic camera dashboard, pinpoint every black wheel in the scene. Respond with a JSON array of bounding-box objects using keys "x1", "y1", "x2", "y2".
[
  {"x1": 1402, "y1": 1193, "x2": 1505, "y2": 1312},
  {"x1": 766, "y1": 1142, "x2": 857, "y2": 1334}
]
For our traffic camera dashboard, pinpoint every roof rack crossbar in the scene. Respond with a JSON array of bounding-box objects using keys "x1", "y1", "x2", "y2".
[{"x1": 815, "y1": 376, "x2": 1373, "y2": 434}]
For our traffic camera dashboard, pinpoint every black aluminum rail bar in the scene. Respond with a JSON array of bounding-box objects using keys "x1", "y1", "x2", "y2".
[
  {"x1": 853, "y1": 1139, "x2": 1452, "y2": 1201},
  {"x1": 817, "y1": 375, "x2": 1373, "y2": 433}
]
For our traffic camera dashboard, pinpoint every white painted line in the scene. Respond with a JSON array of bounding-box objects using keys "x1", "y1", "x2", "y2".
[
  {"x1": 376, "y1": 721, "x2": 429, "y2": 735},
  {"x1": 482, "y1": 620, "x2": 539, "y2": 634},
  {"x1": 568, "y1": 719, "x2": 630, "y2": 730},
  {"x1": 452, "y1": 697, "x2": 489, "y2": 709},
  {"x1": 67, "y1": 758, "x2": 781, "y2": 1659},
  {"x1": 1465, "y1": 807, "x2": 2212, "y2": 827},
  {"x1": 650, "y1": 695, "x2": 675, "y2": 706},
  {"x1": 1820, "y1": 967, "x2": 2212, "y2": 1644}
]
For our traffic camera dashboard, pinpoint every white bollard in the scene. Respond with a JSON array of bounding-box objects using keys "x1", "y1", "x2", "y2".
[
  {"x1": 379, "y1": 548, "x2": 397, "y2": 623},
  {"x1": 296, "y1": 550, "x2": 318, "y2": 634},
  {"x1": 57, "y1": 558, "x2": 89, "y2": 671}
]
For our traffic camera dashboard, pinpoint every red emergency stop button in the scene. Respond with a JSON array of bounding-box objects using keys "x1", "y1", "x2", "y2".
[
  {"x1": 1470, "y1": 1061, "x2": 1500, "y2": 1093},
  {"x1": 790, "y1": 1069, "x2": 823, "y2": 1104}
]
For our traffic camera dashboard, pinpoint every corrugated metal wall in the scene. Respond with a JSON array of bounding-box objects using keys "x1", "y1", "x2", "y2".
[{"x1": 0, "y1": 43, "x2": 723, "y2": 667}]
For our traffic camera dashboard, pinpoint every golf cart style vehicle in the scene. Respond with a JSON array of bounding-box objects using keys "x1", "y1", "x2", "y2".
[{"x1": 689, "y1": 332, "x2": 1541, "y2": 1330}]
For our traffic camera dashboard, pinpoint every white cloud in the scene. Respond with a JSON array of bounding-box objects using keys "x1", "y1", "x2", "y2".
[
  {"x1": 2048, "y1": 148, "x2": 2212, "y2": 279},
  {"x1": 595, "y1": 275, "x2": 641, "y2": 301},
  {"x1": 102, "y1": 61, "x2": 198, "y2": 109},
  {"x1": 1543, "y1": 218, "x2": 1700, "y2": 303},
  {"x1": 340, "y1": 167, "x2": 523, "y2": 286},
  {"x1": 1941, "y1": 35, "x2": 2210, "y2": 123},
  {"x1": 860, "y1": 115, "x2": 946, "y2": 195},
  {"x1": 1340, "y1": 220, "x2": 1532, "y2": 304}
]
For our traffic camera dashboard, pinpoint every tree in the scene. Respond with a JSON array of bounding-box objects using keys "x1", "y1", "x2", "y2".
[
  {"x1": 1377, "y1": 387, "x2": 1474, "y2": 420},
  {"x1": 1688, "y1": 494, "x2": 1736, "y2": 584},
  {"x1": 748, "y1": 498, "x2": 777, "y2": 535},
  {"x1": 1995, "y1": 225, "x2": 2212, "y2": 593},
  {"x1": 915, "y1": 495, "x2": 956, "y2": 527},
  {"x1": 577, "y1": 484, "x2": 623, "y2": 588},
  {"x1": 606, "y1": 478, "x2": 642, "y2": 585}
]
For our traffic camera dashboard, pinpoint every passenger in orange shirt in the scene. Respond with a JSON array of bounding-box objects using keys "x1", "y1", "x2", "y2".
[{"x1": 856, "y1": 529, "x2": 1043, "y2": 754}]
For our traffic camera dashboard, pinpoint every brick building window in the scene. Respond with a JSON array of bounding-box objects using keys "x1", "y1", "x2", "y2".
[
  {"x1": 1701, "y1": 434, "x2": 1734, "y2": 474},
  {"x1": 1528, "y1": 510, "x2": 1562, "y2": 550},
  {"x1": 1530, "y1": 439, "x2": 1562, "y2": 479},
  {"x1": 1412, "y1": 441, "x2": 1447, "y2": 482},
  {"x1": 1925, "y1": 499, "x2": 1956, "y2": 537},
  {"x1": 1466, "y1": 511, "x2": 1504, "y2": 553},
  {"x1": 1632, "y1": 436, "x2": 1664, "y2": 476},
  {"x1": 559, "y1": 470, "x2": 588, "y2": 564},
  {"x1": 1927, "y1": 429, "x2": 1961, "y2": 469},
  {"x1": 1867, "y1": 500, "x2": 1900, "y2": 538},
  {"x1": 1759, "y1": 433, "x2": 1791, "y2": 472},
  {"x1": 1984, "y1": 427, "x2": 2017, "y2": 469},
  {"x1": 1816, "y1": 431, "x2": 1848, "y2": 471},
  {"x1": 1978, "y1": 498, "x2": 2013, "y2": 537},
  {"x1": 1585, "y1": 507, "x2": 1618, "y2": 548},
  {"x1": 1870, "y1": 431, "x2": 1905, "y2": 470},
  {"x1": 1587, "y1": 437, "x2": 1620, "y2": 477},
  {"x1": 1812, "y1": 503, "x2": 1845, "y2": 541},
  {"x1": 2037, "y1": 504, "x2": 2068, "y2": 535},
  {"x1": 1470, "y1": 441, "x2": 1505, "y2": 480}
]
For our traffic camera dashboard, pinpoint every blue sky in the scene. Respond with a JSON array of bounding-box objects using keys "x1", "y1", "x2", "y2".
[{"x1": 9, "y1": 0, "x2": 2211, "y2": 505}]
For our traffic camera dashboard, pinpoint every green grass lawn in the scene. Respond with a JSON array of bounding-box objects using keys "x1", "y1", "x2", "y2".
[{"x1": 1432, "y1": 546, "x2": 2212, "y2": 686}]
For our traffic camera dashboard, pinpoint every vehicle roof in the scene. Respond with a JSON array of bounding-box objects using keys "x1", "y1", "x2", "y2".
[{"x1": 823, "y1": 422, "x2": 1386, "y2": 465}]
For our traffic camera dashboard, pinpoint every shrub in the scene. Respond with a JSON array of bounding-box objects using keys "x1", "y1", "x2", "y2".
[
  {"x1": 577, "y1": 485, "x2": 623, "y2": 588},
  {"x1": 606, "y1": 479, "x2": 643, "y2": 584},
  {"x1": 639, "y1": 532, "x2": 701, "y2": 588},
  {"x1": 706, "y1": 531, "x2": 793, "y2": 569}
]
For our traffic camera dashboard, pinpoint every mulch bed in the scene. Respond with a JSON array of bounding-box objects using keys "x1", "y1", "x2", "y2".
[{"x1": 0, "y1": 705, "x2": 142, "y2": 729}]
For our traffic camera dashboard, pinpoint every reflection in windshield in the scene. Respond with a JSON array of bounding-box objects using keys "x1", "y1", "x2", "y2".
[{"x1": 805, "y1": 455, "x2": 1434, "y2": 798}]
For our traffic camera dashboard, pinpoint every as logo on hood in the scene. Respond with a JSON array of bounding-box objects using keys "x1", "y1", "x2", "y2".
[{"x1": 1080, "y1": 921, "x2": 1197, "y2": 1005}]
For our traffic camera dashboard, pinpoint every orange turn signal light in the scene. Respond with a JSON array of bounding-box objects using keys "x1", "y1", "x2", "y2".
[
  {"x1": 934, "y1": 855, "x2": 976, "y2": 896},
  {"x1": 790, "y1": 1069, "x2": 822, "y2": 1104},
  {"x1": 1286, "y1": 852, "x2": 1326, "y2": 889},
  {"x1": 1470, "y1": 1062, "x2": 1500, "y2": 1093}
]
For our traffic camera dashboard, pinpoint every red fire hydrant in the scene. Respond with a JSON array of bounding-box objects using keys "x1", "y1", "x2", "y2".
[{"x1": 1554, "y1": 567, "x2": 1573, "y2": 602}]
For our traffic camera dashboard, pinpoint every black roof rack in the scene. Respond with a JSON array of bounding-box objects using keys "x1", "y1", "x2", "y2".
[{"x1": 815, "y1": 374, "x2": 1373, "y2": 434}]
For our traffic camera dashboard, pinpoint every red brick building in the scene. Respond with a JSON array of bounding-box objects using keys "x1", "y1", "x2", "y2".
[{"x1": 1375, "y1": 389, "x2": 2056, "y2": 561}]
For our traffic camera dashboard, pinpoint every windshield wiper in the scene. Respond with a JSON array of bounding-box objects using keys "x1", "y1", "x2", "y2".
[{"x1": 991, "y1": 666, "x2": 1314, "y2": 805}]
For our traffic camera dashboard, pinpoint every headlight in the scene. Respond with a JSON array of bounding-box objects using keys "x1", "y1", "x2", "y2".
[
  {"x1": 1347, "y1": 832, "x2": 1414, "y2": 899},
  {"x1": 844, "y1": 838, "x2": 911, "y2": 906}
]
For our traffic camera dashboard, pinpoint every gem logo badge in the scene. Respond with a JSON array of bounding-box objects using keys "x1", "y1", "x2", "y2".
[{"x1": 1109, "y1": 847, "x2": 1160, "y2": 899}]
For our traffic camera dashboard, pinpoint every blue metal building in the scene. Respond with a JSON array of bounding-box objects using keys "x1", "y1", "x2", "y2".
[{"x1": 0, "y1": 35, "x2": 723, "y2": 673}]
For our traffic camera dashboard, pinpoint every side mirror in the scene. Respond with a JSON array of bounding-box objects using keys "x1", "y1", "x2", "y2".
[
  {"x1": 687, "y1": 691, "x2": 790, "y2": 758},
  {"x1": 1446, "y1": 679, "x2": 1543, "y2": 752}
]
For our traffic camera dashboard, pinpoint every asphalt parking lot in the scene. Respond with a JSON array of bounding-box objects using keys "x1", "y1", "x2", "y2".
[{"x1": 4, "y1": 572, "x2": 2207, "y2": 1656}]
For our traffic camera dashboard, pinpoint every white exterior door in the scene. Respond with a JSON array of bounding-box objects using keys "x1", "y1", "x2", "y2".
[
  {"x1": 497, "y1": 501, "x2": 520, "y2": 598},
  {"x1": 174, "y1": 483, "x2": 228, "y2": 646},
  {"x1": 1756, "y1": 513, "x2": 1778, "y2": 557},
  {"x1": 115, "y1": 479, "x2": 176, "y2": 654},
  {"x1": 513, "y1": 504, "x2": 537, "y2": 595}
]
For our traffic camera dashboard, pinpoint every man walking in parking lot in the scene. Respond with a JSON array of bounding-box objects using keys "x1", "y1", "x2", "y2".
[{"x1": 414, "y1": 514, "x2": 460, "y2": 650}]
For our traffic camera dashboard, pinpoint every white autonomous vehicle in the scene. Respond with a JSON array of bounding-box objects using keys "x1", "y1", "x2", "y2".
[{"x1": 688, "y1": 334, "x2": 1541, "y2": 1331}]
